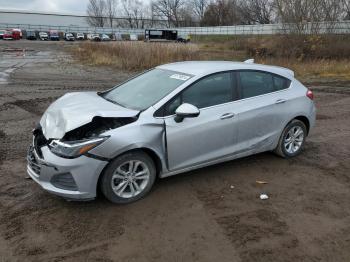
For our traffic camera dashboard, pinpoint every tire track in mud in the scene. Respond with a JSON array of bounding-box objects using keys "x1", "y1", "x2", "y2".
[
  {"x1": 0, "y1": 42, "x2": 131, "y2": 261},
  {"x1": 194, "y1": 184, "x2": 316, "y2": 262},
  {"x1": 1, "y1": 41, "x2": 350, "y2": 262},
  {"x1": 0, "y1": 164, "x2": 126, "y2": 261},
  {"x1": 6, "y1": 97, "x2": 58, "y2": 116},
  {"x1": 191, "y1": 89, "x2": 350, "y2": 262},
  {"x1": 0, "y1": 130, "x2": 6, "y2": 165},
  {"x1": 0, "y1": 61, "x2": 28, "y2": 85}
]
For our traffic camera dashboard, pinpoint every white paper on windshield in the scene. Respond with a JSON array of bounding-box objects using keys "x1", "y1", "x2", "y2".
[{"x1": 170, "y1": 74, "x2": 190, "y2": 81}]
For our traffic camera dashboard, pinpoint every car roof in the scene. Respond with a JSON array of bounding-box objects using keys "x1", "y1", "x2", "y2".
[{"x1": 157, "y1": 61, "x2": 294, "y2": 79}]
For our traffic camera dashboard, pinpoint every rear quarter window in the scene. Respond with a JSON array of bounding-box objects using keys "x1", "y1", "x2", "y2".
[{"x1": 273, "y1": 75, "x2": 291, "y2": 91}]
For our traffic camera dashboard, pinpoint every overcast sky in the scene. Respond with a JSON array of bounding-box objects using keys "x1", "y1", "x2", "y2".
[{"x1": 0, "y1": 0, "x2": 91, "y2": 14}]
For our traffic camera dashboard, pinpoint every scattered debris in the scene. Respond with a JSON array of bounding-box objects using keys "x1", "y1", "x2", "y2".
[
  {"x1": 256, "y1": 180, "x2": 268, "y2": 184},
  {"x1": 260, "y1": 193, "x2": 269, "y2": 200}
]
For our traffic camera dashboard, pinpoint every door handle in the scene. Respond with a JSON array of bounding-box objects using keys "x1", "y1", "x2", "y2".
[
  {"x1": 220, "y1": 113, "x2": 235, "y2": 120},
  {"x1": 275, "y1": 99, "x2": 287, "y2": 104}
]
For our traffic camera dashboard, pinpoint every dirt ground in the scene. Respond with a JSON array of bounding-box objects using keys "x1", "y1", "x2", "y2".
[{"x1": 0, "y1": 41, "x2": 349, "y2": 262}]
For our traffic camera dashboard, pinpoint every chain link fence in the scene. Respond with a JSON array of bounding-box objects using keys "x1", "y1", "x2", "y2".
[{"x1": 1, "y1": 21, "x2": 350, "y2": 36}]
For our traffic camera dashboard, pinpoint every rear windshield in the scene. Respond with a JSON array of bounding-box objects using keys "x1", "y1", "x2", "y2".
[{"x1": 102, "y1": 69, "x2": 193, "y2": 110}]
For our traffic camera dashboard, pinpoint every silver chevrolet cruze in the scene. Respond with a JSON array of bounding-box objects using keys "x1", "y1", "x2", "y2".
[{"x1": 27, "y1": 61, "x2": 316, "y2": 204}]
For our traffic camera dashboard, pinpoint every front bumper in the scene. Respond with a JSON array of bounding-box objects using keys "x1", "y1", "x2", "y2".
[{"x1": 27, "y1": 145, "x2": 108, "y2": 200}]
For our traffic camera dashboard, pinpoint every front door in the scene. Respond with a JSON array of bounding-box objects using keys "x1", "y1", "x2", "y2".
[{"x1": 163, "y1": 72, "x2": 238, "y2": 171}]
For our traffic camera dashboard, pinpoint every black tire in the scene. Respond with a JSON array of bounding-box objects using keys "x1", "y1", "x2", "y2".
[
  {"x1": 274, "y1": 119, "x2": 307, "y2": 158},
  {"x1": 100, "y1": 151, "x2": 156, "y2": 204}
]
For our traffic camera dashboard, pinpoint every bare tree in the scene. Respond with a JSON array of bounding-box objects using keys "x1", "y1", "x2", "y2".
[
  {"x1": 191, "y1": 0, "x2": 209, "y2": 23},
  {"x1": 275, "y1": 0, "x2": 344, "y2": 34},
  {"x1": 87, "y1": 0, "x2": 107, "y2": 27},
  {"x1": 238, "y1": 0, "x2": 274, "y2": 24},
  {"x1": 318, "y1": 0, "x2": 344, "y2": 32},
  {"x1": 344, "y1": 0, "x2": 350, "y2": 19},
  {"x1": 202, "y1": 0, "x2": 241, "y2": 26},
  {"x1": 274, "y1": 0, "x2": 319, "y2": 34},
  {"x1": 121, "y1": 0, "x2": 146, "y2": 28},
  {"x1": 152, "y1": 0, "x2": 185, "y2": 27},
  {"x1": 106, "y1": 0, "x2": 118, "y2": 27}
]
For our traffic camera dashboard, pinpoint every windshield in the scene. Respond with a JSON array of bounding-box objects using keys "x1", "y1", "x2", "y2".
[{"x1": 102, "y1": 69, "x2": 193, "y2": 110}]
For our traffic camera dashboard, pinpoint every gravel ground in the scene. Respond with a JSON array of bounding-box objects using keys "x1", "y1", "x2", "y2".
[{"x1": 0, "y1": 41, "x2": 349, "y2": 262}]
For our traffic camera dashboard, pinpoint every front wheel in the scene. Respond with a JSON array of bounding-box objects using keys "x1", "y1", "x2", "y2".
[
  {"x1": 274, "y1": 119, "x2": 307, "y2": 158},
  {"x1": 100, "y1": 151, "x2": 156, "y2": 204}
]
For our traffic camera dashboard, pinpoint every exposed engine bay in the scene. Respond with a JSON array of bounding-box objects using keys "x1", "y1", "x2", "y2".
[{"x1": 62, "y1": 116, "x2": 137, "y2": 141}]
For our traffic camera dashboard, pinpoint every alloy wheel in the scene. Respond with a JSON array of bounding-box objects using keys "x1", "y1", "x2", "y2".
[
  {"x1": 284, "y1": 126, "x2": 304, "y2": 154},
  {"x1": 111, "y1": 160, "x2": 150, "y2": 199}
]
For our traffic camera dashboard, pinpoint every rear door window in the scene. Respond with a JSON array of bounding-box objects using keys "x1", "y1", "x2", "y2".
[
  {"x1": 239, "y1": 71, "x2": 274, "y2": 99},
  {"x1": 239, "y1": 71, "x2": 291, "y2": 99}
]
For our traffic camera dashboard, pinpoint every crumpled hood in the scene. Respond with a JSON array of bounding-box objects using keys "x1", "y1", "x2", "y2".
[{"x1": 40, "y1": 92, "x2": 139, "y2": 139}]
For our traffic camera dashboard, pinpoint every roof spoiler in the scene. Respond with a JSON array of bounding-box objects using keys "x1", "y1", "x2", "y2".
[{"x1": 244, "y1": 59, "x2": 255, "y2": 64}]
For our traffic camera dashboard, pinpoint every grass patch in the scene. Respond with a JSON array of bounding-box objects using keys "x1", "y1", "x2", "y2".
[
  {"x1": 255, "y1": 58, "x2": 350, "y2": 81},
  {"x1": 71, "y1": 42, "x2": 199, "y2": 71},
  {"x1": 71, "y1": 36, "x2": 350, "y2": 82}
]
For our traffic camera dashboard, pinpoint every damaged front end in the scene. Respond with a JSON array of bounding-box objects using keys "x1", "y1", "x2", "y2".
[
  {"x1": 35, "y1": 116, "x2": 137, "y2": 159},
  {"x1": 35, "y1": 91, "x2": 140, "y2": 159},
  {"x1": 27, "y1": 91, "x2": 144, "y2": 200}
]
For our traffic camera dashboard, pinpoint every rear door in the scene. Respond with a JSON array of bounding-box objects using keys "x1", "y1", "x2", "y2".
[
  {"x1": 163, "y1": 72, "x2": 239, "y2": 171},
  {"x1": 233, "y1": 70, "x2": 292, "y2": 153}
]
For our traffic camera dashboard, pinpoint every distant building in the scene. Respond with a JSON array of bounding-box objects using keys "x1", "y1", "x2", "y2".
[
  {"x1": 0, "y1": 9, "x2": 88, "y2": 27},
  {"x1": 0, "y1": 9, "x2": 168, "y2": 31}
]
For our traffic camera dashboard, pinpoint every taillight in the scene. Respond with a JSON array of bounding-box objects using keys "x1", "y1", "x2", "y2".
[{"x1": 306, "y1": 90, "x2": 314, "y2": 100}]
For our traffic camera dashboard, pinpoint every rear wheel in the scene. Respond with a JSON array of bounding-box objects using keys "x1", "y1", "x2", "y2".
[
  {"x1": 100, "y1": 151, "x2": 156, "y2": 204},
  {"x1": 274, "y1": 120, "x2": 307, "y2": 158}
]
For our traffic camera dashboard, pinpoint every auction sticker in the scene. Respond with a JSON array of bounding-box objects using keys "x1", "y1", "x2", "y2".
[{"x1": 170, "y1": 74, "x2": 191, "y2": 81}]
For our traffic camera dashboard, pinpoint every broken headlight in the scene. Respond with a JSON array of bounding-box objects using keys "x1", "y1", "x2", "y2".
[{"x1": 49, "y1": 137, "x2": 109, "y2": 158}]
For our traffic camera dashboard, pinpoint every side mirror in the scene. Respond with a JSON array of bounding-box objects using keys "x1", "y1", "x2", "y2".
[{"x1": 174, "y1": 103, "x2": 200, "y2": 123}]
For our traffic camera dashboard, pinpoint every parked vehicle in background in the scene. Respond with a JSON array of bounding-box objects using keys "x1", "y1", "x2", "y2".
[
  {"x1": 26, "y1": 31, "x2": 37, "y2": 40},
  {"x1": 27, "y1": 61, "x2": 316, "y2": 204},
  {"x1": 3, "y1": 30, "x2": 13, "y2": 40},
  {"x1": 76, "y1": 33, "x2": 84, "y2": 40},
  {"x1": 49, "y1": 30, "x2": 60, "y2": 41},
  {"x1": 12, "y1": 28, "x2": 22, "y2": 39},
  {"x1": 3, "y1": 29, "x2": 20, "y2": 40},
  {"x1": 91, "y1": 33, "x2": 101, "y2": 41},
  {"x1": 39, "y1": 32, "x2": 49, "y2": 41},
  {"x1": 101, "y1": 34, "x2": 111, "y2": 41},
  {"x1": 0, "y1": 29, "x2": 5, "y2": 39},
  {"x1": 114, "y1": 33, "x2": 123, "y2": 41},
  {"x1": 145, "y1": 29, "x2": 177, "y2": 42},
  {"x1": 64, "y1": 33, "x2": 75, "y2": 41},
  {"x1": 177, "y1": 34, "x2": 190, "y2": 43},
  {"x1": 129, "y1": 34, "x2": 138, "y2": 41}
]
